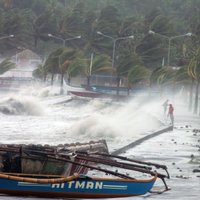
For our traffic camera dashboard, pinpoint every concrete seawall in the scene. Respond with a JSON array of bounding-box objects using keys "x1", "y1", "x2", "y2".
[{"x1": 111, "y1": 125, "x2": 173, "y2": 155}]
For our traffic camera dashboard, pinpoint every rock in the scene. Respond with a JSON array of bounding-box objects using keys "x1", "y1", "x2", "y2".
[
  {"x1": 193, "y1": 169, "x2": 200, "y2": 173},
  {"x1": 176, "y1": 175, "x2": 189, "y2": 179}
]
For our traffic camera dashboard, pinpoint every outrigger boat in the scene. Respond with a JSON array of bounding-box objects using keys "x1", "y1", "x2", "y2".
[
  {"x1": 0, "y1": 140, "x2": 109, "y2": 176},
  {"x1": 66, "y1": 84, "x2": 104, "y2": 98},
  {"x1": 0, "y1": 149, "x2": 170, "y2": 198},
  {"x1": 0, "y1": 172, "x2": 157, "y2": 198},
  {"x1": 65, "y1": 83, "x2": 127, "y2": 100}
]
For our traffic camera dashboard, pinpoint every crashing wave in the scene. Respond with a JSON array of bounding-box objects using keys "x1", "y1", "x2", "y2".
[{"x1": 0, "y1": 96, "x2": 44, "y2": 115}]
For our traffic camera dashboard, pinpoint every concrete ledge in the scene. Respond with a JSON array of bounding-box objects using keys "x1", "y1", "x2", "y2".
[{"x1": 111, "y1": 126, "x2": 173, "y2": 155}]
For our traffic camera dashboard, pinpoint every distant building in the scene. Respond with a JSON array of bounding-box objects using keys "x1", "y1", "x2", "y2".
[
  {"x1": 0, "y1": 49, "x2": 42, "y2": 90},
  {"x1": 14, "y1": 49, "x2": 42, "y2": 68}
]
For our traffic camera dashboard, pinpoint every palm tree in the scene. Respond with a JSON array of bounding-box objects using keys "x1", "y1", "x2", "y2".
[
  {"x1": 0, "y1": 58, "x2": 15, "y2": 74},
  {"x1": 150, "y1": 67, "x2": 176, "y2": 96},
  {"x1": 189, "y1": 48, "x2": 200, "y2": 114},
  {"x1": 59, "y1": 48, "x2": 77, "y2": 94},
  {"x1": 44, "y1": 47, "x2": 78, "y2": 94},
  {"x1": 66, "y1": 57, "x2": 87, "y2": 85},
  {"x1": 187, "y1": 59, "x2": 196, "y2": 111},
  {"x1": 43, "y1": 48, "x2": 61, "y2": 86},
  {"x1": 127, "y1": 65, "x2": 150, "y2": 95},
  {"x1": 84, "y1": 53, "x2": 113, "y2": 88},
  {"x1": 173, "y1": 65, "x2": 198, "y2": 111},
  {"x1": 174, "y1": 65, "x2": 191, "y2": 103},
  {"x1": 116, "y1": 53, "x2": 144, "y2": 95},
  {"x1": 32, "y1": 64, "x2": 47, "y2": 82}
]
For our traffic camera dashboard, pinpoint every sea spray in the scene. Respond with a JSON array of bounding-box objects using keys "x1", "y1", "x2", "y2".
[
  {"x1": 19, "y1": 85, "x2": 61, "y2": 97},
  {"x1": 70, "y1": 97, "x2": 162, "y2": 145},
  {"x1": 0, "y1": 95, "x2": 45, "y2": 115}
]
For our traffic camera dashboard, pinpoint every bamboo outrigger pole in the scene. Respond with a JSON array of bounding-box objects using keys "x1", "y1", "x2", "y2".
[
  {"x1": 47, "y1": 155, "x2": 134, "y2": 179},
  {"x1": 77, "y1": 151, "x2": 170, "y2": 178}
]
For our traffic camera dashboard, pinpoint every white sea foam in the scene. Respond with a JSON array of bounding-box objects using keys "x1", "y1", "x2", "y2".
[
  {"x1": 70, "y1": 97, "x2": 162, "y2": 144},
  {"x1": 0, "y1": 95, "x2": 45, "y2": 115}
]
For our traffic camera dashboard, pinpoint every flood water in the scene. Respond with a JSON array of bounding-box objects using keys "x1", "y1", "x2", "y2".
[{"x1": 0, "y1": 86, "x2": 199, "y2": 199}]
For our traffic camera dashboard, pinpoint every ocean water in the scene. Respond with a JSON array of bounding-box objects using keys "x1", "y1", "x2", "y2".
[{"x1": 0, "y1": 86, "x2": 199, "y2": 199}]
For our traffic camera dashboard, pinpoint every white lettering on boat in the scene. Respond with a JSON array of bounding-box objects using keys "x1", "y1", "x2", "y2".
[
  {"x1": 52, "y1": 183, "x2": 65, "y2": 188},
  {"x1": 95, "y1": 182, "x2": 103, "y2": 189},
  {"x1": 52, "y1": 181, "x2": 103, "y2": 189},
  {"x1": 68, "y1": 181, "x2": 74, "y2": 188},
  {"x1": 86, "y1": 182, "x2": 93, "y2": 189},
  {"x1": 76, "y1": 181, "x2": 85, "y2": 189}
]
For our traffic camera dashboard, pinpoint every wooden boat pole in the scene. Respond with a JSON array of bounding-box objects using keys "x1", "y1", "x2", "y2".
[
  {"x1": 74, "y1": 154, "x2": 167, "y2": 179},
  {"x1": 0, "y1": 146, "x2": 168, "y2": 179},
  {"x1": 25, "y1": 148, "x2": 166, "y2": 177},
  {"x1": 73, "y1": 155, "x2": 170, "y2": 192},
  {"x1": 2, "y1": 146, "x2": 153, "y2": 173},
  {"x1": 95, "y1": 153, "x2": 167, "y2": 169},
  {"x1": 47, "y1": 155, "x2": 134, "y2": 179},
  {"x1": 75, "y1": 153, "x2": 152, "y2": 170},
  {"x1": 20, "y1": 154, "x2": 134, "y2": 179},
  {"x1": 78, "y1": 152, "x2": 170, "y2": 178},
  {"x1": 75, "y1": 154, "x2": 153, "y2": 172}
]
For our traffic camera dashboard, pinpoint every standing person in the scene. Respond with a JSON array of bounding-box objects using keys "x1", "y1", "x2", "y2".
[
  {"x1": 168, "y1": 104, "x2": 174, "y2": 126},
  {"x1": 162, "y1": 99, "x2": 169, "y2": 115}
]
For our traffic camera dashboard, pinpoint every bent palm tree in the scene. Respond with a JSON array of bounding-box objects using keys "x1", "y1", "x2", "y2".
[
  {"x1": 66, "y1": 58, "x2": 87, "y2": 85},
  {"x1": 32, "y1": 64, "x2": 47, "y2": 82},
  {"x1": 44, "y1": 47, "x2": 77, "y2": 94},
  {"x1": 59, "y1": 49, "x2": 77, "y2": 94},
  {"x1": 127, "y1": 65, "x2": 150, "y2": 95},
  {"x1": 189, "y1": 48, "x2": 200, "y2": 114},
  {"x1": 84, "y1": 54, "x2": 113, "y2": 88},
  {"x1": 117, "y1": 54, "x2": 144, "y2": 95},
  {"x1": 174, "y1": 65, "x2": 191, "y2": 106},
  {"x1": 150, "y1": 67, "x2": 176, "y2": 96},
  {"x1": 43, "y1": 50, "x2": 61, "y2": 86},
  {"x1": 0, "y1": 58, "x2": 16, "y2": 74}
]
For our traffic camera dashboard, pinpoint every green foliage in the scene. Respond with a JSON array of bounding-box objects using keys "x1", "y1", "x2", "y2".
[
  {"x1": 0, "y1": 58, "x2": 16, "y2": 74},
  {"x1": 84, "y1": 54, "x2": 113, "y2": 76},
  {"x1": 186, "y1": 48, "x2": 200, "y2": 81},
  {"x1": 67, "y1": 58, "x2": 87, "y2": 77},
  {"x1": 97, "y1": 5, "x2": 121, "y2": 35},
  {"x1": 150, "y1": 15, "x2": 175, "y2": 36},
  {"x1": 43, "y1": 47, "x2": 78, "y2": 75},
  {"x1": 32, "y1": 64, "x2": 47, "y2": 80},
  {"x1": 150, "y1": 66, "x2": 176, "y2": 86},
  {"x1": 128, "y1": 65, "x2": 150, "y2": 86},
  {"x1": 174, "y1": 66, "x2": 191, "y2": 84},
  {"x1": 0, "y1": 0, "x2": 199, "y2": 83},
  {"x1": 117, "y1": 53, "x2": 143, "y2": 77}
]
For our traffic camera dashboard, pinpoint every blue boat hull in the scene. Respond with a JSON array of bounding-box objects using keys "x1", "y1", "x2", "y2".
[{"x1": 0, "y1": 174, "x2": 156, "y2": 198}]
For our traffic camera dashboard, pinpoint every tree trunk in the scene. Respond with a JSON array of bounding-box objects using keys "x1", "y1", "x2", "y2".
[
  {"x1": 87, "y1": 76, "x2": 90, "y2": 89},
  {"x1": 68, "y1": 76, "x2": 71, "y2": 85},
  {"x1": 51, "y1": 73, "x2": 54, "y2": 86},
  {"x1": 60, "y1": 72, "x2": 64, "y2": 95},
  {"x1": 193, "y1": 80, "x2": 199, "y2": 114},
  {"x1": 189, "y1": 78, "x2": 194, "y2": 111},
  {"x1": 116, "y1": 76, "x2": 120, "y2": 95},
  {"x1": 127, "y1": 86, "x2": 130, "y2": 96},
  {"x1": 43, "y1": 74, "x2": 46, "y2": 83}
]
